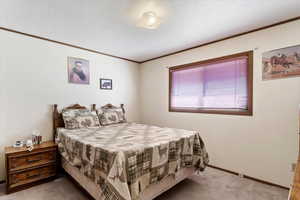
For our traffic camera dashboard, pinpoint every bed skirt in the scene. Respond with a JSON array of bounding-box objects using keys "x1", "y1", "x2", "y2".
[{"x1": 62, "y1": 158, "x2": 195, "y2": 200}]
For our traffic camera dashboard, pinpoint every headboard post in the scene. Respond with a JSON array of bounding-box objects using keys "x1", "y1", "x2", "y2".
[
  {"x1": 120, "y1": 104, "x2": 125, "y2": 114},
  {"x1": 53, "y1": 104, "x2": 59, "y2": 141}
]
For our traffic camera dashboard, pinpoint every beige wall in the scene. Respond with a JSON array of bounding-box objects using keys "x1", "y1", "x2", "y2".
[
  {"x1": 140, "y1": 20, "x2": 300, "y2": 187},
  {"x1": 0, "y1": 30, "x2": 140, "y2": 180},
  {"x1": 0, "y1": 19, "x2": 299, "y2": 188}
]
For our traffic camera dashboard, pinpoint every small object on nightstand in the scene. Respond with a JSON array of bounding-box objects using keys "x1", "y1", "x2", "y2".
[
  {"x1": 37, "y1": 136, "x2": 42, "y2": 144},
  {"x1": 5, "y1": 141, "x2": 58, "y2": 194},
  {"x1": 13, "y1": 141, "x2": 23, "y2": 148},
  {"x1": 32, "y1": 130, "x2": 42, "y2": 145},
  {"x1": 26, "y1": 139, "x2": 34, "y2": 152}
]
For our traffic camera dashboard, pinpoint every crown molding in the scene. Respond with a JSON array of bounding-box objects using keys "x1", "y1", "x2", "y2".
[
  {"x1": 140, "y1": 16, "x2": 300, "y2": 63},
  {"x1": 0, "y1": 26, "x2": 141, "y2": 64},
  {"x1": 1, "y1": 16, "x2": 299, "y2": 64}
]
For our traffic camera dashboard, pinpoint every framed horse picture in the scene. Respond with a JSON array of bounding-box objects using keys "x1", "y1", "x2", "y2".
[{"x1": 262, "y1": 45, "x2": 300, "y2": 80}]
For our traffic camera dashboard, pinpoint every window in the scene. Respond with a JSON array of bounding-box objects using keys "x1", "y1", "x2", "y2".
[{"x1": 169, "y1": 51, "x2": 253, "y2": 115}]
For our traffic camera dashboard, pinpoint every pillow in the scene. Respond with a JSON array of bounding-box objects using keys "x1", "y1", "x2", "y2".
[
  {"x1": 97, "y1": 107, "x2": 126, "y2": 126},
  {"x1": 62, "y1": 109, "x2": 100, "y2": 129}
]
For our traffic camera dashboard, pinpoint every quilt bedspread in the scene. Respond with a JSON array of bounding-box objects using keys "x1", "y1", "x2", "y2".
[{"x1": 56, "y1": 122, "x2": 209, "y2": 200}]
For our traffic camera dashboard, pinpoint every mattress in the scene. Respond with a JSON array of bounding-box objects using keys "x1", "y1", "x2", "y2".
[{"x1": 56, "y1": 122, "x2": 209, "y2": 200}]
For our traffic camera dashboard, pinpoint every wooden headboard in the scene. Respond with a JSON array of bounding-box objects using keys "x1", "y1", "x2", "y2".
[{"x1": 53, "y1": 103, "x2": 125, "y2": 141}]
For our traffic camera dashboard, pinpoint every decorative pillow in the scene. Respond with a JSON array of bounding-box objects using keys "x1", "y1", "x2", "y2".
[
  {"x1": 97, "y1": 107, "x2": 126, "y2": 126},
  {"x1": 62, "y1": 109, "x2": 100, "y2": 129}
]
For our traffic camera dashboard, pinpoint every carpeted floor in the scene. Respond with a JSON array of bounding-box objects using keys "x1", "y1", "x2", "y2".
[{"x1": 0, "y1": 167, "x2": 289, "y2": 200}]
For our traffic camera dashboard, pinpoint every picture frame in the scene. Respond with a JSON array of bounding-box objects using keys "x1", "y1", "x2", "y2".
[
  {"x1": 100, "y1": 79, "x2": 113, "y2": 90},
  {"x1": 262, "y1": 44, "x2": 300, "y2": 80},
  {"x1": 68, "y1": 57, "x2": 90, "y2": 84}
]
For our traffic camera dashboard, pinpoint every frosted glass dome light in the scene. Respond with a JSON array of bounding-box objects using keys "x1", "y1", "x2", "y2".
[{"x1": 138, "y1": 11, "x2": 161, "y2": 29}]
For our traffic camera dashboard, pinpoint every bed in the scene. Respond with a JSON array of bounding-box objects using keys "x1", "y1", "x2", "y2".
[{"x1": 53, "y1": 104, "x2": 209, "y2": 200}]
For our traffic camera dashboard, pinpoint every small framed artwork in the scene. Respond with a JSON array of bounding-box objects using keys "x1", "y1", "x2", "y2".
[
  {"x1": 100, "y1": 79, "x2": 112, "y2": 90},
  {"x1": 262, "y1": 44, "x2": 300, "y2": 80},
  {"x1": 68, "y1": 57, "x2": 90, "y2": 84}
]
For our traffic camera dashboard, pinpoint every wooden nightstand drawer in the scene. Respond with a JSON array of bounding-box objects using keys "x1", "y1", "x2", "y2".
[
  {"x1": 9, "y1": 165, "x2": 56, "y2": 188},
  {"x1": 8, "y1": 150, "x2": 56, "y2": 172},
  {"x1": 5, "y1": 141, "x2": 58, "y2": 194}
]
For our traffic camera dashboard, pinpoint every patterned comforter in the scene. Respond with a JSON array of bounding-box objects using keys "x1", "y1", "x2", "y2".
[{"x1": 56, "y1": 122, "x2": 209, "y2": 200}]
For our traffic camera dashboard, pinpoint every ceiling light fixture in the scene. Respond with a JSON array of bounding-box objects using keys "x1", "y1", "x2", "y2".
[{"x1": 138, "y1": 11, "x2": 161, "y2": 29}]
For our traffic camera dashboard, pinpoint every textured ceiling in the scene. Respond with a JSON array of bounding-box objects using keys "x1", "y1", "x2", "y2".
[{"x1": 1, "y1": 0, "x2": 300, "y2": 62}]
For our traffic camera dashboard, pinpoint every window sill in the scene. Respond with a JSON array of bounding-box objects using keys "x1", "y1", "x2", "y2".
[{"x1": 169, "y1": 108, "x2": 253, "y2": 116}]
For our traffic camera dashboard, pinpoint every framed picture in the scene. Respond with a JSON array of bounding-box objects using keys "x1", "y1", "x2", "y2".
[
  {"x1": 68, "y1": 57, "x2": 90, "y2": 84},
  {"x1": 262, "y1": 45, "x2": 300, "y2": 80},
  {"x1": 100, "y1": 79, "x2": 112, "y2": 90}
]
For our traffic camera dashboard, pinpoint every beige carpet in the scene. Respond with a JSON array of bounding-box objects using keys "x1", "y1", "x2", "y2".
[{"x1": 0, "y1": 167, "x2": 289, "y2": 200}]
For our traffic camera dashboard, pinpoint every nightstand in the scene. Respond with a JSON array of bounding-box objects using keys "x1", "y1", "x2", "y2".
[{"x1": 5, "y1": 141, "x2": 58, "y2": 194}]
